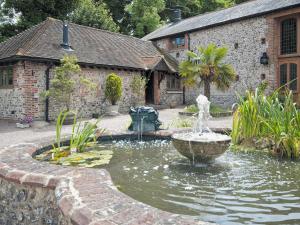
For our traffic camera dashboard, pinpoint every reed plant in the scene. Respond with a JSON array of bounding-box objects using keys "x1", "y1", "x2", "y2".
[
  {"x1": 52, "y1": 111, "x2": 104, "y2": 159},
  {"x1": 232, "y1": 86, "x2": 300, "y2": 159},
  {"x1": 69, "y1": 116, "x2": 104, "y2": 153}
]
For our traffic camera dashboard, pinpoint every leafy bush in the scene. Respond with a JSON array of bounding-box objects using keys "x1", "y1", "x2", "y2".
[
  {"x1": 105, "y1": 73, "x2": 122, "y2": 105},
  {"x1": 43, "y1": 55, "x2": 96, "y2": 112},
  {"x1": 184, "y1": 104, "x2": 198, "y2": 113},
  {"x1": 232, "y1": 88, "x2": 300, "y2": 159},
  {"x1": 130, "y1": 75, "x2": 147, "y2": 96}
]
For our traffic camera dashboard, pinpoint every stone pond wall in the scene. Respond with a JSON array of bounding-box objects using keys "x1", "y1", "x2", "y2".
[
  {"x1": 155, "y1": 16, "x2": 275, "y2": 107},
  {"x1": 0, "y1": 135, "x2": 207, "y2": 225},
  {"x1": 0, "y1": 178, "x2": 68, "y2": 225}
]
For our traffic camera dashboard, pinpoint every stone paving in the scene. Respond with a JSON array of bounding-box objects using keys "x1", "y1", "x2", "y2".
[{"x1": 0, "y1": 108, "x2": 232, "y2": 148}]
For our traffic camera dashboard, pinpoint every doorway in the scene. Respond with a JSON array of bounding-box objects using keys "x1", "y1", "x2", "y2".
[{"x1": 145, "y1": 71, "x2": 154, "y2": 104}]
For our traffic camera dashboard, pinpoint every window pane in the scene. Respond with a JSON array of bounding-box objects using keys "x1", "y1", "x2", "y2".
[
  {"x1": 0, "y1": 70, "x2": 2, "y2": 86},
  {"x1": 171, "y1": 77, "x2": 175, "y2": 88},
  {"x1": 167, "y1": 77, "x2": 170, "y2": 89},
  {"x1": 7, "y1": 67, "x2": 13, "y2": 85},
  {"x1": 2, "y1": 69, "x2": 7, "y2": 86},
  {"x1": 171, "y1": 36, "x2": 185, "y2": 48},
  {"x1": 280, "y1": 64, "x2": 288, "y2": 86},
  {"x1": 281, "y1": 19, "x2": 297, "y2": 55},
  {"x1": 290, "y1": 63, "x2": 297, "y2": 91}
]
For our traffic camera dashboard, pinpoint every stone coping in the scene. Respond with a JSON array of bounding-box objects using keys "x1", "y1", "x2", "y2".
[{"x1": 0, "y1": 130, "x2": 212, "y2": 225}]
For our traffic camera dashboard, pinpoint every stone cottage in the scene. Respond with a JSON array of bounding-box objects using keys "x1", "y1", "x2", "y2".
[
  {"x1": 144, "y1": 0, "x2": 300, "y2": 107},
  {"x1": 0, "y1": 18, "x2": 181, "y2": 121}
]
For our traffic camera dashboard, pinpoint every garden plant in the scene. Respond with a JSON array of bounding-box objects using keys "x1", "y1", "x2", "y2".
[
  {"x1": 232, "y1": 84, "x2": 300, "y2": 159},
  {"x1": 179, "y1": 43, "x2": 236, "y2": 100},
  {"x1": 43, "y1": 55, "x2": 96, "y2": 114},
  {"x1": 105, "y1": 73, "x2": 123, "y2": 105},
  {"x1": 36, "y1": 111, "x2": 112, "y2": 168}
]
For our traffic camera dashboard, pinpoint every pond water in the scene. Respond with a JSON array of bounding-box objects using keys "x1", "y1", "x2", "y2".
[{"x1": 94, "y1": 140, "x2": 300, "y2": 225}]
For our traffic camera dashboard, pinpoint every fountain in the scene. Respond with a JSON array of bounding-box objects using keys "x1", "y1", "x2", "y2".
[
  {"x1": 172, "y1": 94, "x2": 231, "y2": 163},
  {"x1": 128, "y1": 106, "x2": 162, "y2": 140}
]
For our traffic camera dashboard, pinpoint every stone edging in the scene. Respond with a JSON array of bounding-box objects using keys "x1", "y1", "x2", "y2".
[{"x1": 0, "y1": 130, "x2": 210, "y2": 225}]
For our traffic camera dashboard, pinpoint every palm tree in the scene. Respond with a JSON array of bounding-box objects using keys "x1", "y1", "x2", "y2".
[{"x1": 179, "y1": 43, "x2": 236, "y2": 100}]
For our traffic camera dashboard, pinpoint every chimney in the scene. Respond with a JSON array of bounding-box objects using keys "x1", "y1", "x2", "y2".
[
  {"x1": 61, "y1": 21, "x2": 73, "y2": 51},
  {"x1": 170, "y1": 8, "x2": 181, "y2": 23}
]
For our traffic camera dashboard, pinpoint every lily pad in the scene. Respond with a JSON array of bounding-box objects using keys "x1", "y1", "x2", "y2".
[{"x1": 35, "y1": 147, "x2": 113, "y2": 168}]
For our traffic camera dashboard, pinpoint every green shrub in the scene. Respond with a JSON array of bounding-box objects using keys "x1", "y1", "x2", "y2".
[
  {"x1": 130, "y1": 76, "x2": 147, "y2": 97},
  {"x1": 184, "y1": 104, "x2": 198, "y2": 113},
  {"x1": 105, "y1": 73, "x2": 122, "y2": 105}
]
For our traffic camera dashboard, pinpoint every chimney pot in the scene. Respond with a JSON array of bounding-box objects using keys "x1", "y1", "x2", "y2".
[
  {"x1": 61, "y1": 21, "x2": 73, "y2": 51},
  {"x1": 170, "y1": 8, "x2": 181, "y2": 23}
]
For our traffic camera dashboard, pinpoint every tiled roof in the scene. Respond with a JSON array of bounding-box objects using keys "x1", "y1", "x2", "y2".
[
  {"x1": 143, "y1": 0, "x2": 300, "y2": 40},
  {"x1": 0, "y1": 18, "x2": 177, "y2": 72}
]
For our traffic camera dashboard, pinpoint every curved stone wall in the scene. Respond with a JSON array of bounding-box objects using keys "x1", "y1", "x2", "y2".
[{"x1": 0, "y1": 133, "x2": 209, "y2": 225}]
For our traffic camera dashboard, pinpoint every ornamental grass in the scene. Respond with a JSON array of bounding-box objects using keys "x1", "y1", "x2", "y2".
[{"x1": 232, "y1": 85, "x2": 300, "y2": 159}]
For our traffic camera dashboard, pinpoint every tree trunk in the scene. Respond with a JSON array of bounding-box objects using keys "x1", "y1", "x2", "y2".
[{"x1": 204, "y1": 80, "x2": 211, "y2": 100}]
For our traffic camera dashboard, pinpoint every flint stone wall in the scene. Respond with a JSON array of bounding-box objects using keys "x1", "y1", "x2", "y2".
[
  {"x1": 0, "y1": 178, "x2": 67, "y2": 225},
  {"x1": 0, "y1": 60, "x2": 183, "y2": 120},
  {"x1": 0, "y1": 61, "x2": 145, "y2": 120},
  {"x1": 156, "y1": 16, "x2": 275, "y2": 107}
]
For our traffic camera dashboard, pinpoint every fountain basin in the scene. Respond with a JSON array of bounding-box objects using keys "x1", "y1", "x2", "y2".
[{"x1": 172, "y1": 132, "x2": 231, "y2": 162}]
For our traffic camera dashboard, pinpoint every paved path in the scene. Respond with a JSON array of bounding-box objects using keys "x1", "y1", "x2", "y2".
[{"x1": 0, "y1": 108, "x2": 232, "y2": 148}]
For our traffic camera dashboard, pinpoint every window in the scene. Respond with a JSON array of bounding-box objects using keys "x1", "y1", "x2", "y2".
[
  {"x1": 0, "y1": 66, "x2": 13, "y2": 88},
  {"x1": 170, "y1": 36, "x2": 185, "y2": 48},
  {"x1": 167, "y1": 75, "x2": 181, "y2": 90},
  {"x1": 281, "y1": 18, "x2": 297, "y2": 55},
  {"x1": 280, "y1": 64, "x2": 288, "y2": 86},
  {"x1": 280, "y1": 63, "x2": 298, "y2": 91},
  {"x1": 290, "y1": 63, "x2": 297, "y2": 91}
]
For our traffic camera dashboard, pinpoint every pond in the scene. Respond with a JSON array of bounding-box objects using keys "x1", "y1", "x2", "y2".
[{"x1": 94, "y1": 140, "x2": 300, "y2": 225}]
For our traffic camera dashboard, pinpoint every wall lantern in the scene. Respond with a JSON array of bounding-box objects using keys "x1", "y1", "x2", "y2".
[{"x1": 260, "y1": 52, "x2": 269, "y2": 65}]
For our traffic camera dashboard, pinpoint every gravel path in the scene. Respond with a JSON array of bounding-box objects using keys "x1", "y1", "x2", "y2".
[{"x1": 0, "y1": 108, "x2": 232, "y2": 148}]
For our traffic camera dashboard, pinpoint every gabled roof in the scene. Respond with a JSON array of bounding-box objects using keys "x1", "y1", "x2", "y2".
[
  {"x1": 0, "y1": 18, "x2": 177, "y2": 72},
  {"x1": 143, "y1": 0, "x2": 300, "y2": 41}
]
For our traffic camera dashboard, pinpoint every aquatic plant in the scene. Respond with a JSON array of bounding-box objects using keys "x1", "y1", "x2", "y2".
[
  {"x1": 70, "y1": 117, "x2": 104, "y2": 153},
  {"x1": 232, "y1": 86, "x2": 300, "y2": 159},
  {"x1": 51, "y1": 111, "x2": 70, "y2": 158},
  {"x1": 52, "y1": 111, "x2": 104, "y2": 157}
]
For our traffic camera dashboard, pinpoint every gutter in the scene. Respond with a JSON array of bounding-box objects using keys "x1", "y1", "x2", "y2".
[
  {"x1": 45, "y1": 65, "x2": 52, "y2": 122},
  {"x1": 182, "y1": 32, "x2": 191, "y2": 105}
]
